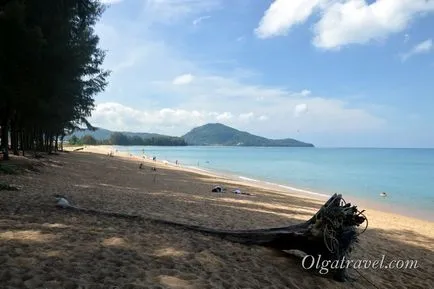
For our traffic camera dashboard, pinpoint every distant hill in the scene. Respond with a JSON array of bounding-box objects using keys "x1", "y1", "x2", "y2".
[
  {"x1": 182, "y1": 123, "x2": 314, "y2": 147},
  {"x1": 65, "y1": 127, "x2": 169, "y2": 141},
  {"x1": 66, "y1": 124, "x2": 314, "y2": 147}
]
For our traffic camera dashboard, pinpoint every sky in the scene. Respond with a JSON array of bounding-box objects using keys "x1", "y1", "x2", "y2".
[{"x1": 91, "y1": 0, "x2": 434, "y2": 148}]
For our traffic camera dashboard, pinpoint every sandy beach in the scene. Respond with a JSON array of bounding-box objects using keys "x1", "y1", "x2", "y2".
[{"x1": 0, "y1": 147, "x2": 433, "y2": 289}]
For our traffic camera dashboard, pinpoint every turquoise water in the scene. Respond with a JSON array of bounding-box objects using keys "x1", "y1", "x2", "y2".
[{"x1": 115, "y1": 146, "x2": 434, "y2": 219}]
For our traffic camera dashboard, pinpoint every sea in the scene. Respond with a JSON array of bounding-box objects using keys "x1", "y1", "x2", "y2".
[{"x1": 114, "y1": 146, "x2": 434, "y2": 221}]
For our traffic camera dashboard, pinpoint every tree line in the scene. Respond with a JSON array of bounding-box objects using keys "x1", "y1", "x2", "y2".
[
  {"x1": 69, "y1": 132, "x2": 187, "y2": 146},
  {"x1": 0, "y1": 0, "x2": 109, "y2": 160}
]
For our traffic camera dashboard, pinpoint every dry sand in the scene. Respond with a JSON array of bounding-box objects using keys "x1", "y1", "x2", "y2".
[{"x1": 0, "y1": 147, "x2": 433, "y2": 289}]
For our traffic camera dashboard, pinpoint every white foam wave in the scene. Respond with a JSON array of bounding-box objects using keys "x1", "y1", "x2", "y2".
[
  {"x1": 239, "y1": 176, "x2": 260, "y2": 182},
  {"x1": 185, "y1": 166, "x2": 211, "y2": 173},
  {"x1": 277, "y1": 185, "x2": 330, "y2": 198}
]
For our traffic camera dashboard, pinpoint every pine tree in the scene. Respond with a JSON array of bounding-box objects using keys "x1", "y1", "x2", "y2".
[{"x1": 0, "y1": 0, "x2": 109, "y2": 159}]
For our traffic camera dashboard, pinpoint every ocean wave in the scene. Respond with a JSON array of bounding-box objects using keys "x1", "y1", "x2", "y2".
[
  {"x1": 277, "y1": 185, "x2": 330, "y2": 198},
  {"x1": 184, "y1": 166, "x2": 212, "y2": 173},
  {"x1": 239, "y1": 176, "x2": 260, "y2": 182}
]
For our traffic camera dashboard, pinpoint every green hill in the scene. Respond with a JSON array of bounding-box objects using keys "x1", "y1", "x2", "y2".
[{"x1": 182, "y1": 123, "x2": 314, "y2": 147}]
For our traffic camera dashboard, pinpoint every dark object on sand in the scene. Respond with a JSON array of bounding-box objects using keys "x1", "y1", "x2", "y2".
[
  {"x1": 139, "y1": 163, "x2": 143, "y2": 169},
  {"x1": 212, "y1": 186, "x2": 224, "y2": 193},
  {"x1": 55, "y1": 193, "x2": 366, "y2": 282},
  {"x1": 73, "y1": 147, "x2": 84, "y2": 152},
  {"x1": 232, "y1": 189, "x2": 251, "y2": 196},
  {"x1": 54, "y1": 195, "x2": 73, "y2": 208}
]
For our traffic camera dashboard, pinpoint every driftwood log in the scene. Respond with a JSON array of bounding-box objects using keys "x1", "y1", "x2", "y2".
[{"x1": 55, "y1": 193, "x2": 367, "y2": 282}]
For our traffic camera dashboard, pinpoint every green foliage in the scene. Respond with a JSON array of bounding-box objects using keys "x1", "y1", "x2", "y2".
[
  {"x1": 108, "y1": 133, "x2": 187, "y2": 146},
  {"x1": 68, "y1": 135, "x2": 80, "y2": 145},
  {"x1": 67, "y1": 131, "x2": 188, "y2": 146},
  {"x1": 109, "y1": 132, "x2": 130, "y2": 146},
  {"x1": 81, "y1": 135, "x2": 97, "y2": 145},
  {"x1": 183, "y1": 123, "x2": 314, "y2": 147},
  {"x1": 0, "y1": 0, "x2": 110, "y2": 157},
  {"x1": 65, "y1": 127, "x2": 170, "y2": 142}
]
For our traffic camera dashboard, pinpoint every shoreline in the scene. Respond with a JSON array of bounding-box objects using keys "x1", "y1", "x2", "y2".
[{"x1": 76, "y1": 145, "x2": 433, "y2": 223}]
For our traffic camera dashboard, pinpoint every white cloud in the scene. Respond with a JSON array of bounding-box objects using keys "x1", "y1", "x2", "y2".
[
  {"x1": 172, "y1": 74, "x2": 195, "y2": 85},
  {"x1": 400, "y1": 39, "x2": 433, "y2": 61},
  {"x1": 255, "y1": 0, "x2": 322, "y2": 39},
  {"x1": 294, "y1": 103, "x2": 309, "y2": 117},
  {"x1": 216, "y1": 112, "x2": 233, "y2": 121},
  {"x1": 404, "y1": 34, "x2": 410, "y2": 43},
  {"x1": 193, "y1": 15, "x2": 211, "y2": 25},
  {"x1": 90, "y1": 103, "x2": 205, "y2": 134},
  {"x1": 90, "y1": 90, "x2": 386, "y2": 137},
  {"x1": 412, "y1": 39, "x2": 433, "y2": 52},
  {"x1": 239, "y1": 112, "x2": 254, "y2": 121},
  {"x1": 144, "y1": 0, "x2": 220, "y2": 24},
  {"x1": 100, "y1": 0, "x2": 123, "y2": 4},
  {"x1": 300, "y1": 89, "x2": 311, "y2": 96},
  {"x1": 314, "y1": 0, "x2": 434, "y2": 49},
  {"x1": 90, "y1": 103, "x2": 260, "y2": 135},
  {"x1": 255, "y1": 0, "x2": 434, "y2": 50}
]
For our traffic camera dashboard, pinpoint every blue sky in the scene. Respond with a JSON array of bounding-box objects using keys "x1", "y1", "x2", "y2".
[{"x1": 92, "y1": 0, "x2": 434, "y2": 148}]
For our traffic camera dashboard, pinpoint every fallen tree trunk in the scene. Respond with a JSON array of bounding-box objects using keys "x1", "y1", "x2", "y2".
[
  {"x1": 161, "y1": 193, "x2": 367, "y2": 281},
  {"x1": 54, "y1": 193, "x2": 367, "y2": 282}
]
